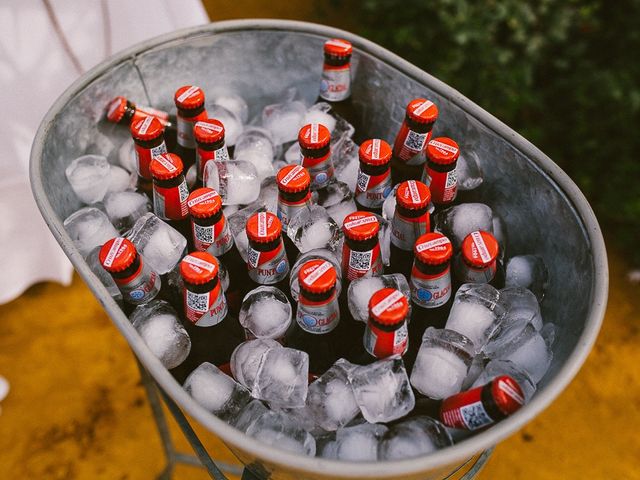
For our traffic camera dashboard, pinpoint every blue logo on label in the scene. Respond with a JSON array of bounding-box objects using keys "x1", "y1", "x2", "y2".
[
  {"x1": 130, "y1": 289, "x2": 144, "y2": 300},
  {"x1": 275, "y1": 260, "x2": 287, "y2": 274},
  {"x1": 320, "y1": 79, "x2": 329, "y2": 94},
  {"x1": 383, "y1": 186, "x2": 393, "y2": 198},
  {"x1": 302, "y1": 314, "x2": 317, "y2": 328},
  {"x1": 315, "y1": 172, "x2": 328, "y2": 185},
  {"x1": 417, "y1": 289, "x2": 432, "y2": 302}
]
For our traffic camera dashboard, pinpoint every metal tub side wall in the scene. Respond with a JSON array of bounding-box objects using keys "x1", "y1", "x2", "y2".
[{"x1": 30, "y1": 19, "x2": 607, "y2": 480}]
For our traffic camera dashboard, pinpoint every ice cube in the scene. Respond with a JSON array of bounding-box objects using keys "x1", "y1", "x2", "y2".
[
  {"x1": 456, "y1": 151, "x2": 483, "y2": 191},
  {"x1": 349, "y1": 357, "x2": 415, "y2": 423},
  {"x1": 252, "y1": 347, "x2": 309, "y2": 408},
  {"x1": 227, "y1": 204, "x2": 266, "y2": 262},
  {"x1": 271, "y1": 404, "x2": 320, "y2": 434},
  {"x1": 377, "y1": 215, "x2": 392, "y2": 266},
  {"x1": 289, "y1": 249, "x2": 342, "y2": 302},
  {"x1": 254, "y1": 176, "x2": 279, "y2": 214},
  {"x1": 63, "y1": 207, "x2": 119, "y2": 257},
  {"x1": 505, "y1": 255, "x2": 549, "y2": 302},
  {"x1": 378, "y1": 417, "x2": 453, "y2": 460},
  {"x1": 492, "y1": 213, "x2": 507, "y2": 258},
  {"x1": 246, "y1": 410, "x2": 316, "y2": 456},
  {"x1": 234, "y1": 127, "x2": 277, "y2": 181},
  {"x1": 306, "y1": 359, "x2": 360, "y2": 431},
  {"x1": 127, "y1": 213, "x2": 187, "y2": 274},
  {"x1": 184, "y1": 362, "x2": 251, "y2": 421},
  {"x1": 334, "y1": 423, "x2": 388, "y2": 462},
  {"x1": 445, "y1": 284, "x2": 505, "y2": 350},
  {"x1": 211, "y1": 92, "x2": 249, "y2": 124},
  {"x1": 103, "y1": 191, "x2": 151, "y2": 233},
  {"x1": 410, "y1": 328, "x2": 475, "y2": 399},
  {"x1": 381, "y1": 184, "x2": 398, "y2": 222},
  {"x1": 314, "y1": 180, "x2": 357, "y2": 227},
  {"x1": 230, "y1": 338, "x2": 281, "y2": 391},
  {"x1": 284, "y1": 142, "x2": 301, "y2": 165},
  {"x1": 287, "y1": 205, "x2": 342, "y2": 253},
  {"x1": 326, "y1": 199, "x2": 357, "y2": 228},
  {"x1": 433, "y1": 203, "x2": 494, "y2": 248},
  {"x1": 239, "y1": 287, "x2": 292, "y2": 340},
  {"x1": 262, "y1": 101, "x2": 307, "y2": 145},
  {"x1": 204, "y1": 160, "x2": 260, "y2": 206},
  {"x1": 65, "y1": 154, "x2": 111, "y2": 204},
  {"x1": 461, "y1": 353, "x2": 488, "y2": 391},
  {"x1": 107, "y1": 165, "x2": 135, "y2": 194},
  {"x1": 85, "y1": 246, "x2": 122, "y2": 304},
  {"x1": 207, "y1": 104, "x2": 243, "y2": 146},
  {"x1": 332, "y1": 136, "x2": 359, "y2": 192},
  {"x1": 118, "y1": 138, "x2": 137, "y2": 173},
  {"x1": 302, "y1": 103, "x2": 337, "y2": 133},
  {"x1": 130, "y1": 300, "x2": 191, "y2": 370},
  {"x1": 231, "y1": 399, "x2": 269, "y2": 433},
  {"x1": 315, "y1": 432, "x2": 339, "y2": 459},
  {"x1": 347, "y1": 274, "x2": 411, "y2": 323},
  {"x1": 472, "y1": 359, "x2": 536, "y2": 402}
]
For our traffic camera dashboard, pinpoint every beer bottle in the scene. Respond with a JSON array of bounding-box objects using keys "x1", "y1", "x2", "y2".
[
  {"x1": 130, "y1": 115, "x2": 168, "y2": 198},
  {"x1": 186, "y1": 187, "x2": 246, "y2": 314},
  {"x1": 179, "y1": 252, "x2": 244, "y2": 370},
  {"x1": 317, "y1": 38, "x2": 354, "y2": 123},
  {"x1": 173, "y1": 85, "x2": 208, "y2": 172},
  {"x1": 288, "y1": 259, "x2": 342, "y2": 375},
  {"x1": 422, "y1": 137, "x2": 460, "y2": 209},
  {"x1": 149, "y1": 153, "x2": 191, "y2": 241},
  {"x1": 299, "y1": 123, "x2": 334, "y2": 190},
  {"x1": 276, "y1": 165, "x2": 312, "y2": 266},
  {"x1": 341, "y1": 211, "x2": 384, "y2": 283},
  {"x1": 354, "y1": 139, "x2": 393, "y2": 214},
  {"x1": 245, "y1": 212, "x2": 290, "y2": 294},
  {"x1": 99, "y1": 237, "x2": 161, "y2": 306},
  {"x1": 194, "y1": 118, "x2": 229, "y2": 186},
  {"x1": 453, "y1": 230, "x2": 504, "y2": 289},
  {"x1": 389, "y1": 180, "x2": 431, "y2": 279},
  {"x1": 361, "y1": 288, "x2": 409, "y2": 363},
  {"x1": 390, "y1": 98, "x2": 439, "y2": 185}
]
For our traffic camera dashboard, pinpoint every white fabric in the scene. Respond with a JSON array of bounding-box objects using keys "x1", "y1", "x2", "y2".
[{"x1": 0, "y1": 0, "x2": 208, "y2": 304}]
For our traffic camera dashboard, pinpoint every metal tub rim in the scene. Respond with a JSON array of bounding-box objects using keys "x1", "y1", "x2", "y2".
[{"x1": 30, "y1": 19, "x2": 608, "y2": 479}]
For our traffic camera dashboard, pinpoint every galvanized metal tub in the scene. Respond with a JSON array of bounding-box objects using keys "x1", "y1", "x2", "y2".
[{"x1": 30, "y1": 19, "x2": 608, "y2": 480}]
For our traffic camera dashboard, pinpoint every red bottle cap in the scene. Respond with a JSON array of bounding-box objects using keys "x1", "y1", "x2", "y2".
[
  {"x1": 427, "y1": 137, "x2": 460, "y2": 165},
  {"x1": 150, "y1": 153, "x2": 184, "y2": 180},
  {"x1": 359, "y1": 139, "x2": 392, "y2": 166},
  {"x1": 369, "y1": 288, "x2": 408, "y2": 326},
  {"x1": 414, "y1": 232, "x2": 453, "y2": 265},
  {"x1": 246, "y1": 211, "x2": 282, "y2": 243},
  {"x1": 106, "y1": 96, "x2": 128, "y2": 123},
  {"x1": 130, "y1": 115, "x2": 164, "y2": 142},
  {"x1": 99, "y1": 238, "x2": 137, "y2": 273},
  {"x1": 174, "y1": 85, "x2": 205, "y2": 110},
  {"x1": 276, "y1": 165, "x2": 311, "y2": 193},
  {"x1": 187, "y1": 188, "x2": 222, "y2": 218},
  {"x1": 491, "y1": 375, "x2": 525, "y2": 416},
  {"x1": 406, "y1": 98, "x2": 439, "y2": 124},
  {"x1": 324, "y1": 38, "x2": 352, "y2": 57},
  {"x1": 461, "y1": 230, "x2": 499, "y2": 268},
  {"x1": 298, "y1": 123, "x2": 331, "y2": 150},
  {"x1": 396, "y1": 180, "x2": 431, "y2": 210},
  {"x1": 180, "y1": 252, "x2": 219, "y2": 285},
  {"x1": 194, "y1": 118, "x2": 225, "y2": 144},
  {"x1": 342, "y1": 211, "x2": 379, "y2": 241},
  {"x1": 299, "y1": 259, "x2": 337, "y2": 294}
]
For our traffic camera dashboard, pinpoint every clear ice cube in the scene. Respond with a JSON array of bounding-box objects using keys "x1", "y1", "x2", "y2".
[
  {"x1": 347, "y1": 273, "x2": 411, "y2": 323},
  {"x1": 85, "y1": 246, "x2": 122, "y2": 304},
  {"x1": 245, "y1": 410, "x2": 316, "y2": 456},
  {"x1": 239, "y1": 286, "x2": 292, "y2": 340},
  {"x1": 334, "y1": 422, "x2": 388, "y2": 462},
  {"x1": 65, "y1": 154, "x2": 111, "y2": 204},
  {"x1": 204, "y1": 160, "x2": 260, "y2": 206},
  {"x1": 231, "y1": 399, "x2": 269, "y2": 433},
  {"x1": 234, "y1": 127, "x2": 277, "y2": 182},
  {"x1": 207, "y1": 104, "x2": 243, "y2": 146},
  {"x1": 230, "y1": 338, "x2": 281, "y2": 391},
  {"x1": 261, "y1": 101, "x2": 307, "y2": 145},
  {"x1": 332, "y1": 136, "x2": 360, "y2": 192},
  {"x1": 63, "y1": 207, "x2": 118, "y2": 257},
  {"x1": 252, "y1": 347, "x2": 309, "y2": 408},
  {"x1": 378, "y1": 416, "x2": 453, "y2": 460},
  {"x1": 118, "y1": 138, "x2": 137, "y2": 173},
  {"x1": 505, "y1": 255, "x2": 549, "y2": 302},
  {"x1": 227, "y1": 204, "x2": 266, "y2": 262},
  {"x1": 286, "y1": 204, "x2": 342, "y2": 253},
  {"x1": 210, "y1": 92, "x2": 249, "y2": 124},
  {"x1": 433, "y1": 203, "x2": 494, "y2": 248},
  {"x1": 107, "y1": 165, "x2": 136, "y2": 194},
  {"x1": 103, "y1": 191, "x2": 151, "y2": 233}
]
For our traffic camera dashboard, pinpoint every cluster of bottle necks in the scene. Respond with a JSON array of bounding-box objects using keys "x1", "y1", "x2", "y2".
[{"x1": 75, "y1": 37, "x2": 555, "y2": 458}]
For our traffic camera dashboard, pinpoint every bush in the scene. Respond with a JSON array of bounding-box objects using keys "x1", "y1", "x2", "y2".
[{"x1": 345, "y1": 0, "x2": 640, "y2": 264}]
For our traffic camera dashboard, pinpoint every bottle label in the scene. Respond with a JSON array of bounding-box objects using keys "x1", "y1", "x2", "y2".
[
  {"x1": 320, "y1": 64, "x2": 351, "y2": 102},
  {"x1": 355, "y1": 169, "x2": 392, "y2": 208},
  {"x1": 184, "y1": 286, "x2": 228, "y2": 327},
  {"x1": 410, "y1": 266, "x2": 452, "y2": 308},
  {"x1": 302, "y1": 152, "x2": 334, "y2": 189},
  {"x1": 277, "y1": 198, "x2": 309, "y2": 233},
  {"x1": 197, "y1": 145, "x2": 229, "y2": 180},
  {"x1": 426, "y1": 166, "x2": 458, "y2": 205},
  {"x1": 247, "y1": 240, "x2": 290, "y2": 285},
  {"x1": 455, "y1": 257, "x2": 497, "y2": 284},
  {"x1": 296, "y1": 296, "x2": 340, "y2": 334},
  {"x1": 134, "y1": 141, "x2": 167, "y2": 179},
  {"x1": 440, "y1": 385, "x2": 491, "y2": 430},
  {"x1": 342, "y1": 244, "x2": 383, "y2": 282},
  {"x1": 153, "y1": 179, "x2": 189, "y2": 221},
  {"x1": 393, "y1": 122, "x2": 432, "y2": 165},
  {"x1": 391, "y1": 213, "x2": 430, "y2": 251},
  {"x1": 118, "y1": 269, "x2": 161, "y2": 305},
  {"x1": 177, "y1": 111, "x2": 207, "y2": 149},
  {"x1": 364, "y1": 321, "x2": 408, "y2": 358},
  {"x1": 192, "y1": 217, "x2": 233, "y2": 256}
]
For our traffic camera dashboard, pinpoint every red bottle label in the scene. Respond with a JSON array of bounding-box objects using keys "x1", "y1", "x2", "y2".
[
  {"x1": 134, "y1": 141, "x2": 167, "y2": 179},
  {"x1": 424, "y1": 167, "x2": 457, "y2": 205},
  {"x1": 341, "y1": 244, "x2": 384, "y2": 282},
  {"x1": 247, "y1": 240, "x2": 290, "y2": 285},
  {"x1": 302, "y1": 151, "x2": 334, "y2": 189},
  {"x1": 191, "y1": 216, "x2": 233, "y2": 256},
  {"x1": 364, "y1": 320, "x2": 408, "y2": 358},
  {"x1": 393, "y1": 122, "x2": 433, "y2": 165},
  {"x1": 153, "y1": 177, "x2": 189, "y2": 221},
  {"x1": 197, "y1": 145, "x2": 229, "y2": 179}
]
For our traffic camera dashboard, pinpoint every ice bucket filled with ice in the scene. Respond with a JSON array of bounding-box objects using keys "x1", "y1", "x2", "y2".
[{"x1": 31, "y1": 20, "x2": 607, "y2": 480}]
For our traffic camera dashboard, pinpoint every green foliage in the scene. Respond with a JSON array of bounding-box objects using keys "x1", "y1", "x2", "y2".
[{"x1": 347, "y1": 0, "x2": 640, "y2": 263}]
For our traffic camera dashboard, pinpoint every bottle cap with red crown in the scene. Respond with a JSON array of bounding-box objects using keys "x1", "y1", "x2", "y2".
[
  {"x1": 180, "y1": 252, "x2": 219, "y2": 285},
  {"x1": 342, "y1": 211, "x2": 380, "y2": 241},
  {"x1": 406, "y1": 98, "x2": 439, "y2": 124},
  {"x1": 396, "y1": 180, "x2": 431, "y2": 210},
  {"x1": 246, "y1": 211, "x2": 282, "y2": 243},
  {"x1": 107, "y1": 96, "x2": 129, "y2": 123},
  {"x1": 299, "y1": 259, "x2": 337, "y2": 294},
  {"x1": 359, "y1": 139, "x2": 392, "y2": 166},
  {"x1": 298, "y1": 123, "x2": 331, "y2": 150},
  {"x1": 194, "y1": 119, "x2": 225, "y2": 145},
  {"x1": 276, "y1": 165, "x2": 311, "y2": 193},
  {"x1": 99, "y1": 238, "x2": 137, "y2": 273},
  {"x1": 187, "y1": 188, "x2": 222, "y2": 218},
  {"x1": 130, "y1": 115, "x2": 164, "y2": 142},
  {"x1": 489, "y1": 375, "x2": 525, "y2": 417},
  {"x1": 427, "y1": 137, "x2": 460, "y2": 165},
  {"x1": 150, "y1": 153, "x2": 184, "y2": 180},
  {"x1": 461, "y1": 230, "x2": 499, "y2": 268},
  {"x1": 414, "y1": 232, "x2": 453, "y2": 265},
  {"x1": 324, "y1": 38, "x2": 352, "y2": 57},
  {"x1": 174, "y1": 85, "x2": 205, "y2": 110},
  {"x1": 369, "y1": 288, "x2": 408, "y2": 326}
]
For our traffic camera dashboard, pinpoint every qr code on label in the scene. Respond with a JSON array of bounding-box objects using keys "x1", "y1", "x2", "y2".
[
  {"x1": 178, "y1": 181, "x2": 189, "y2": 202},
  {"x1": 446, "y1": 169, "x2": 457, "y2": 188},
  {"x1": 404, "y1": 130, "x2": 427, "y2": 151},
  {"x1": 460, "y1": 402, "x2": 492, "y2": 430},
  {"x1": 194, "y1": 223, "x2": 213, "y2": 244},
  {"x1": 349, "y1": 250, "x2": 372, "y2": 271},
  {"x1": 187, "y1": 290, "x2": 209, "y2": 313},
  {"x1": 247, "y1": 247, "x2": 260, "y2": 269},
  {"x1": 356, "y1": 171, "x2": 370, "y2": 193}
]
